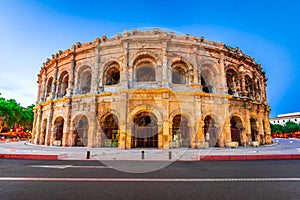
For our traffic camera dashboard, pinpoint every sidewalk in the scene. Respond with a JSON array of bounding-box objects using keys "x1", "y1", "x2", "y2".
[{"x1": 0, "y1": 138, "x2": 300, "y2": 161}]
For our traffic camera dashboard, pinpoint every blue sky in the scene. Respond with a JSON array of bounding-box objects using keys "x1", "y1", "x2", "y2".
[{"x1": 0, "y1": 0, "x2": 299, "y2": 118}]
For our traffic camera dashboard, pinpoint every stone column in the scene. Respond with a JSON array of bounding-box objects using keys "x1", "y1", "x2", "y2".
[
  {"x1": 33, "y1": 107, "x2": 43, "y2": 144},
  {"x1": 193, "y1": 94, "x2": 202, "y2": 146},
  {"x1": 46, "y1": 102, "x2": 54, "y2": 146},
  {"x1": 87, "y1": 98, "x2": 98, "y2": 147},
  {"x1": 121, "y1": 42, "x2": 129, "y2": 89},
  {"x1": 119, "y1": 93, "x2": 128, "y2": 149},
  {"x1": 239, "y1": 66, "x2": 246, "y2": 96},
  {"x1": 51, "y1": 56, "x2": 59, "y2": 99},
  {"x1": 191, "y1": 54, "x2": 201, "y2": 91},
  {"x1": 36, "y1": 75, "x2": 42, "y2": 103},
  {"x1": 41, "y1": 72, "x2": 47, "y2": 102},
  {"x1": 245, "y1": 108, "x2": 251, "y2": 145},
  {"x1": 162, "y1": 41, "x2": 169, "y2": 87},
  {"x1": 216, "y1": 52, "x2": 227, "y2": 94},
  {"x1": 91, "y1": 47, "x2": 100, "y2": 93},
  {"x1": 31, "y1": 107, "x2": 39, "y2": 144},
  {"x1": 68, "y1": 45, "x2": 76, "y2": 96},
  {"x1": 157, "y1": 121, "x2": 164, "y2": 149},
  {"x1": 162, "y1": 92, "x2": 170, "y2": 149},
  {"x1": 128, "y1": 65, "x2": 134, "y2": 89},
  {"x1": 62, "y1": 99, "x2": 72, "y2": 147}
]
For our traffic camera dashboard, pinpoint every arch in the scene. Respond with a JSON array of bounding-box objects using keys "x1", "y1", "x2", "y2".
[
  {"x1": 53, "y1": 116, "x2": 64, "y2": 145},
  {"x1": 250, "y1": 117, "x2": 258, "y2": 141},
  {"x1": 203, "y1": 115, "x2": 220, "y2": 147},
  {"x1": 136, "y1": 64, "x2": 155, "y2": 82},
  {"x1": 169, "y1": 109, "x2": 195, "y2": 126},
  {"x1": 245, "y1": 75, "x2": 253, "y2": 97},
  {"x1": 103, "y1": 62, "x2": 120, "y2": 86},
  {"x1": 226, "y1": 69, "x2": 238, "y2": 95},
  {"x1": 131, "y1": 111, "x2": 158, "y2": 148},
  {"x1": 171, "y1": 114, "x2": 190, "y2": 147},
  {"x1": 57, "y1": 71, "x2": 69, "y2": 98},
  {"x1": 129, "y1": 104, "x2": 163, "y2": 124},
  {"x1": 72, "y1": 115, "x2": 89, "y2": 147},
  {"x1": 100, "y1": 113, "x2": 119, "y2": 147},
  {"x1": 230, "y1": 116, "x2": 243, "y2": 145},
  {"x1": 46, "y1": 77, "x2": 53, "y2": 97},
  {"x1": 39, "y1": 118, "x2": 47, "y2": 145},
  {"x1": 171, "y1": 61, "x2": 188, "y2": 84},
  {"x1": 131, "y1": 51, "x2": 161, "y2": 66},
  {"x1": 133, "y1": 54, "x2": 157, "y2": 82},
  {"x1": 200, "y1": 62, "x2": 220, "y2": 93},
  {"x1": 201, "y1": 76, "x2": 212, "y2": 93},
  {"x1": 77, "y1": 65, "x2": 92, "y2": 94}
]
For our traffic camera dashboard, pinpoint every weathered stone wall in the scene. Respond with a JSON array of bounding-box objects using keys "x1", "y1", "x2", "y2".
[{"x1": 31, "y1": 28, "x2": 272, "y2": 149}]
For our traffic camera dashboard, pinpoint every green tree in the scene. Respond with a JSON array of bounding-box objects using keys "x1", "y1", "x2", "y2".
[
  {"x1": 283, "y1": 121, "x2": 300, "y2": 133},
  {"x1": 270, "y1": 123, "x2": 283, "y2": 134},
  {"x1": 0, "y1": 94, "x2": 34, "y2": 132}
]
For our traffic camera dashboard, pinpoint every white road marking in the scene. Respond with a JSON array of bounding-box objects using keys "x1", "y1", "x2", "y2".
[
  {"x1": 0, "y1": 177, "x2": 299, "y2": 182},
  {"x1": 29, "y1": 165, "x2": 112, "y2": 169}
]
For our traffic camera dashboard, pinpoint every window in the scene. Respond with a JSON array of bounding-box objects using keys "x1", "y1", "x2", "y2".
[
  {"x1": 46, "y1": 77, "x2": 53, "y2": 97},
  {"x1": 201, "y1": 76, "x2": 212, "y2": 93},
  {"x1": 172, "y1": 67, "x2": 186, "y2": 84},
  {"x1": 80, "y1": 70, "x2": 91, "y2": 94},
  {"x1": 136, "y1": 64, "x2": 155, "y2": 82},
  {"x1": 104, "y1": 67, "x2": 120, "y2": 85}
]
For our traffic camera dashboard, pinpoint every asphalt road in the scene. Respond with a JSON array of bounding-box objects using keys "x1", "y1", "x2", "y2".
[{"x1": 0, "y1": 159, "x2": 300, "y2": 200}]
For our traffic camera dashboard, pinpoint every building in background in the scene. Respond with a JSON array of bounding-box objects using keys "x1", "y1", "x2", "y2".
[{"x1": 270, "y1": 112, "x2": 300, "y2": 126}]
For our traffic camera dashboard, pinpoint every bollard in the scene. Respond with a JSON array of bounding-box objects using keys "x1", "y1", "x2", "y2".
[
  {"x1": 169, "y1": 151, "x2": 172, "y2": 160},
  {"x1": 86, "y1": 151, "x2": 90, "y2": 159},
  {"x1": 141, "y1": 150, "x2": 144, "y2": 159}
]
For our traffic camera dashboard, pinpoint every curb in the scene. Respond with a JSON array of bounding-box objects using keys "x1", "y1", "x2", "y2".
[
  {"x1": 0, "y1": 154, "x2": 58, "y2": 160},
  {"x1": 195, "y1": 154, "x2": 300, "y2": 161}
]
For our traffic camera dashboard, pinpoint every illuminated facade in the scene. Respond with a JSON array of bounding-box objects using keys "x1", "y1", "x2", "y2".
[{"x1": 31, "y1": 28, "x2": 272, "y2": 148}]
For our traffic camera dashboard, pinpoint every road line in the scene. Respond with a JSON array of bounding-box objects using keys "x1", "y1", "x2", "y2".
[
  {"x1": 29, "y1": 165, "x2": 112, "y2": 169},
  {"x1": 0, "y1": 177, "x2": 299, "y2": 182}
]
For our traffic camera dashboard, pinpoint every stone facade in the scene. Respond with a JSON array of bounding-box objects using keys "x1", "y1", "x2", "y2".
[{"x1": 31, "y1": 28, "x2": 272, "y2": 149}]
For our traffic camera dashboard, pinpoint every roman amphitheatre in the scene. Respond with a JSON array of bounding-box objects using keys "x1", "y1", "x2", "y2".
[{"x1": 31, "y1": 28, "x2": 272, "y2": 149}]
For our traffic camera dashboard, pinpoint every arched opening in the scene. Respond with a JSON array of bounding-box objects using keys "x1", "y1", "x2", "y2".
[
  {"x1": 39, "y1": 119, "x2": 47, "y2": 145},
  {"x1": 104, "y1": 65, "x2": 120, "y2": 85},
  {"x1": 100, "y1": 114, "x2": 119, "y2": 147},
  {"x1": 58, "y1": 71, "x2": 69, "y2": 98},
  {"x1": 73, "y1": 115, "x2": 89, "y2": 147},
  {"x1": 245, "y1": 75, "x2": 253, "y2": 97},
  {"x1": 132, "y1": 111, "x2": 158, "y2": 148},
  {"x1": 136, "y1": 63, "x2": 155, "y2": 82},
  {"x1": 226, "y1": 69, "x2": 238, "y2": 95},
  {"x1": 201, "y1": 76, "x2": 212, "y2": 93},
  {"x1": 171, "y1": 62, "x2": 187, "y2": 84},
  {"x1": 203, "y1": 115, "x2": 219, "y2": 147},
  {"x1": 81, "y1": 70, "x2": 91, "y2": 94},
  {"x1": 230, "y1": 116, "x2": 243, "y2": 145},
  {"x1": 53, "y1": 117, "x2": 64, "y2": 145},
  {"x1": 250, "y1": 118, "x2": 258, "y2": 141},
  {"x1": 46, "y1": 77, "x2": 53, "y2": 97},
  {"x1": 171, "y1": 114, "x2": 190, "y2": 147}
]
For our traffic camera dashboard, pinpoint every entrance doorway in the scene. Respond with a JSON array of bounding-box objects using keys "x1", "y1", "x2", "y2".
[
  {"x1": 172, "y1": 114, "x2": 190, "y2": 147},
  {"x1": 73, "y1": 115, "x2": 89, "y2": 147},
  {"x1": 230, "y1": 116, "x2": 243, "y2": 145},
  {"x1": 53, "y1": 117, "x2": 64, "y2": 145},
  {"x1": 250, "y1": 118, "x2": 258, "y2": 141},
  {"x1": 100, "y1": 114, "x2": 119, "y2": 147},
  {"x1": 131, "y1": 112, "x2": 158, "y2": 148},
  {"x1": 204, "y1": 115, "x2": 219, "y2": 147}
]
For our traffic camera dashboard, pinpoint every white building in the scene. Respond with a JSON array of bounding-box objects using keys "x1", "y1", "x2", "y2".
[{"x1": 270, "y1": 112, "x2": 300, "y2": 126}]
